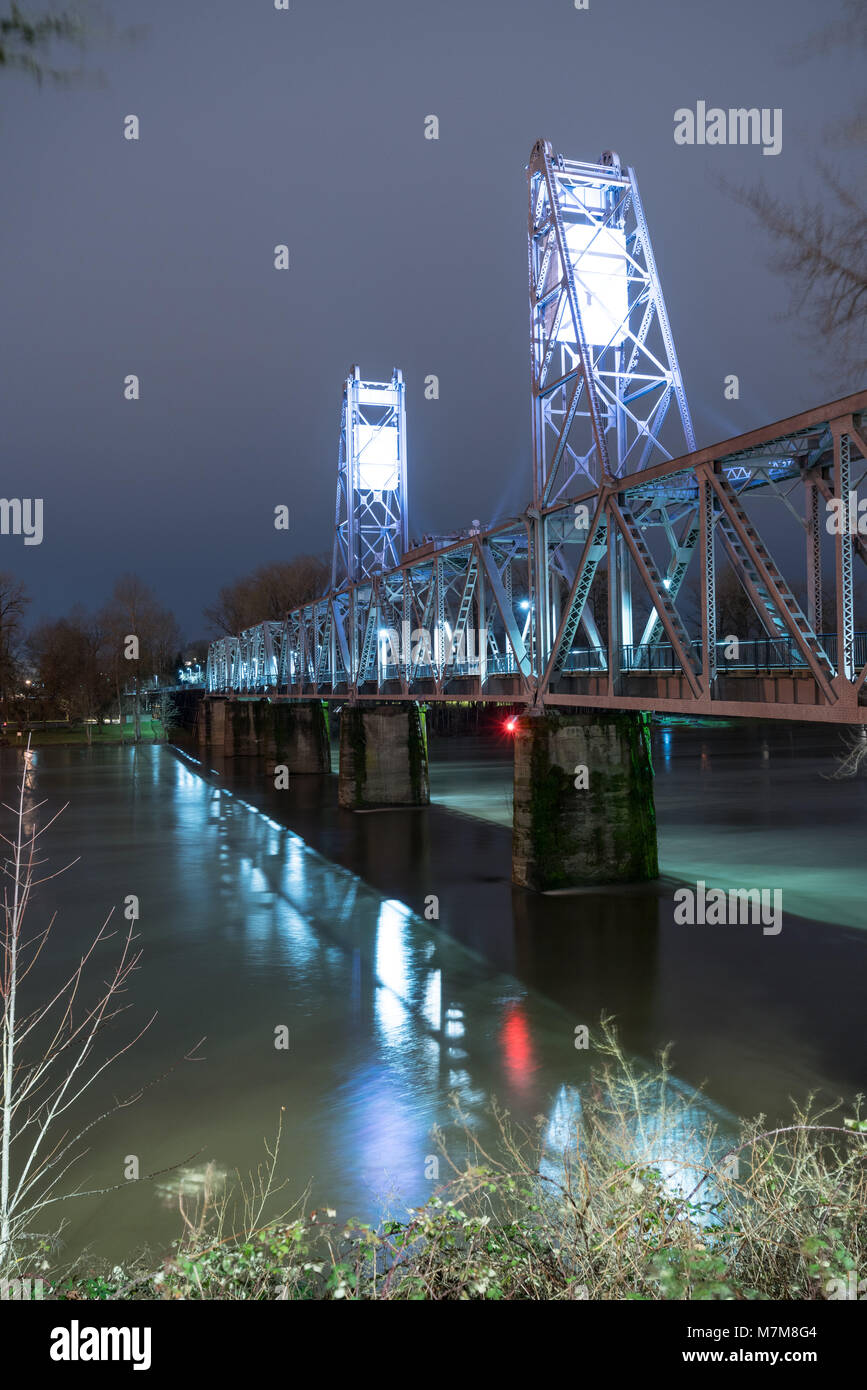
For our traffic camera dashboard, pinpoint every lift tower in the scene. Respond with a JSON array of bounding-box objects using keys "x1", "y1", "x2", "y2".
[
  {"x1": 527, "y1": 142, "x2": 695, "y2": 675},
  {"x1": 332, "y1": 365, "x2": 408, "y2": 587}
]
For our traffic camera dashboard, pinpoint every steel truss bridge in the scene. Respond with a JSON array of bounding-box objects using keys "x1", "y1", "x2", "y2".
[{"x1": 207, "y1": 142, "x2": 867, "y2": 726}]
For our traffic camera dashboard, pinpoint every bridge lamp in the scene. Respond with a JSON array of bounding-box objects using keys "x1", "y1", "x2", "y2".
[
  {"x1": 357, "y1": 424, "x2": 400, "y2": 492},
  {"x1": 556, "y1": 222, "x2": 629, "y2": 348},
  {"x1": 378, "y1": 628, "x2": 399, "y2": 675}
]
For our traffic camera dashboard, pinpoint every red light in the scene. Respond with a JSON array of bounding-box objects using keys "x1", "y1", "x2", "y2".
[
  {"x1": 500, "y1": 1002, "x2": 535, "y2": 1093},
  {"x1": 504, "y1": 717, "x2": 518, "y2": 734}
]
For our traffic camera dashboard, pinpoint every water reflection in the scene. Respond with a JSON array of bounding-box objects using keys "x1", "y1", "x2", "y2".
[
  {"x1": 661, "y1": 726, "x2": 672, "y2": 766},
  {"x1": 541, "y1": 1080, "x2": 728, "y2": 1224},
  {"x1": 10, "y1": 735, "x2": 852, "y2": 1264},
  {"x1": 499, "y1": 1001, "x2": 537, "y2": 1095},
  {"x1": 164, "y1": 745, "x2": 736, "y2": 1223}
]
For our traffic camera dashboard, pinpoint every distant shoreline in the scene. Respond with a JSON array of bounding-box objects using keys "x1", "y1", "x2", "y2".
[{"x1": 0, "y1": 721, "x2": 166, "y2": 748}]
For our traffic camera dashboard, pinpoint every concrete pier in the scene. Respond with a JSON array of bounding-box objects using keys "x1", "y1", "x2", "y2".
[
  {"x1": 512, "y1": 710, "x2": 658, "y2": 891},
  {"x1": 226, "y1": 700, "x2": 263, "y2": 756},
  {"x1": 271, "y1": 701, "x2": 331, "y2": 774},
  {"x1": 195, "y1": 698, "x2": 212, "y2": 747},
  {"x1": 338, "y1": 702, "x2": 429, "y2": 809},
  {"x1": 196, "y1": 697, "x2": 229, "y2": 751},
  {"x1": 197, "y1": 698, "x2": 330, "y2": 772}
]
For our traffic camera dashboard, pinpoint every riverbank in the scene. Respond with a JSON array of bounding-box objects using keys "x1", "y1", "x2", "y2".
[
  {"x1": 3, "y1": 720, "x2": 166, "y2": 747},
  {"x1": 33, "y1": 1029, "x2": 867, "y2": 1301}
]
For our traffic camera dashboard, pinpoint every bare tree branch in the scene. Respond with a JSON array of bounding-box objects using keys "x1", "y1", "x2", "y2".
[{"x1": 0, "y1": 742, "x2": 187, "y2": 1272}]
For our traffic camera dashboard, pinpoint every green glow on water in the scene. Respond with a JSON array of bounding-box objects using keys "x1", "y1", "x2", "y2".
[{"x1": 429, "y1": 730, "x2": 867, "y2": 933}]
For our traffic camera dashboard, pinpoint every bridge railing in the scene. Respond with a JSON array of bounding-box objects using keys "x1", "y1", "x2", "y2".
[
  {"x1": 207, "y1": 630, "x2": 867, "y2": 693},
  {"x1": 563, "y1": 633, "x2": 864, "y2": 676},
  {"x1": 377, "y1": 654, "x2": 523, "y2": 683}
]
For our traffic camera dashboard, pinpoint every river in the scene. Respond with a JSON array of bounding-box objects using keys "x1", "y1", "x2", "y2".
[{"x1": 3, "y1": 718, "x2": 864, "y2": 1267}]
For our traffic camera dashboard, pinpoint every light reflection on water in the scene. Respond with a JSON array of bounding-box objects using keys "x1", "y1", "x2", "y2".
[
  {"x1": 172, "y1": 747, "x2": 737, "y2": 1226},
  {"x1": 428, "y1": 724, "x2": 867, "y2": 932},
  {"x1": 2, "y1": 742, "x2": 741, "y2": 1264},
  {"x1": 542, "y1": 1081, "x2": 729, "y2": 1227}
]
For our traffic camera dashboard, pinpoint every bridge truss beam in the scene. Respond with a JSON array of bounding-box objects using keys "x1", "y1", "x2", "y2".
[
  {"x1": 206, "y1": 142, "x2": 867, "y2": 727},
  {"x1": 206, "y1": 392, "x2": 867, "y2": 725}
]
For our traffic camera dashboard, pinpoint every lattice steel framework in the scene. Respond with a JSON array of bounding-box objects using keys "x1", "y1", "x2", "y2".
[
  {"x1": 332, "y1": 365, "x2": 408, "y2": 588},
  {"x1": 205, "y1": 144, "x2": 867, "y2": 727},
  {"x1": 527, "y1": 142, "x2": 697, "y2": 669},
  {"x1": 206, "y1": 391, "x2": 867, "y2": 724},
  {"x1": 528, "y1": 142, "x2": 695, "y2": 503}
]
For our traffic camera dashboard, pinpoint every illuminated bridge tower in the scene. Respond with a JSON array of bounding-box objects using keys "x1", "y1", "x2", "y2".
[
  {"x1": 329, "y1": 365, "x2": 428, "y2": 809},
  {"x1": 332, "y1": 365, "x2": 408, "y2": 588},
  {"x1": 516, "y1": 143, "x2": 683, "y2": 888},
  {"x1": 527, "y1": 142, "x2": 696, "y2": 674}
]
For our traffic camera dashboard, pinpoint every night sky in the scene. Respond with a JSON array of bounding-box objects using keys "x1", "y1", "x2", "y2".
[{"x1": 1, "y1": 0, "x2": 860, "y2": 638}]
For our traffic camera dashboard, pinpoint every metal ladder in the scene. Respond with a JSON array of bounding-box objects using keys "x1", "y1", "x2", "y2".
[{"x1": 716, "y1": 478, "x2": 834, "y2": 679}]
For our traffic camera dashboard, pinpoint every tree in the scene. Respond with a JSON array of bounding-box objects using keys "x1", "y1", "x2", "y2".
[
  {"x1": 28, "y1": 609, "x2": 109, "y2": 739},
  {"x1": 712, "y1": 570, "x2": 769, "y2": 644},
  {"x1": 680, "y1": 569, "x2": 771, "y2": 650},
  {"x1": 732, "y1": 173, "x2": 866, "y2": 378},
  {"x1": 0, "y1": 3, "x2": 86, "y2": 84},
  {"x1": 204, "y1": 556, "x2": 329, "y2": 636},
  {"x1": 0, "y1": 4, "x2": 141, "y2": 89},
  {"x1": 155, "y1": 690, "x2": 180, "y2": 739},
  {"x1": 0, "y1": 749, "x2": 199, "y2": 1273},
  {"x1": 729, "y1": 1, "x2": 867, "y2": 377},
  {"x1": 831, "y1": 727, "x2": 867, "y2": 778},
  {"x1": 100, "y1": 577, "x2": 181, "y2": 743},
  {"x1": 0, "y1": 574, "x2": 30, "y2": 707},
  {"x1": 0, "y1": 760, "x2": 144, "y2": 1269},
  {"x1": 182, "y1": 638, "x2": 210, "y2": 668}
]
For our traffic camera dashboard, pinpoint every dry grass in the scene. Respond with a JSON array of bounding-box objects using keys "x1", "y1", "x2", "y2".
[{"x1": 46, "y1": 1021, "x2": 867, "y2": 1302}]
